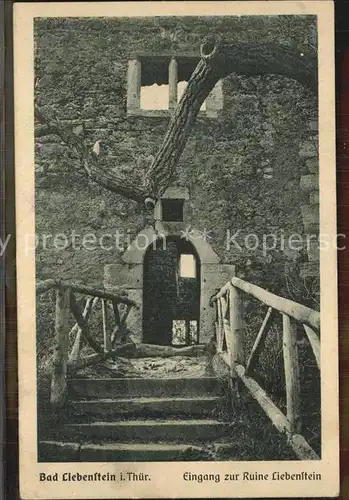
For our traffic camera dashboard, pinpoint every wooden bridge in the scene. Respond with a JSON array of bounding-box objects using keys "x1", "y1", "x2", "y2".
[{"x1": 36, "y1": 276, "x2": 320, "y2": 462}]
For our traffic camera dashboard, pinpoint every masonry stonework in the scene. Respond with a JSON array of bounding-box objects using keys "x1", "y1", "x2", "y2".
[{"x1": 35, "y1": 16, "x2": 319, "y2": 331}]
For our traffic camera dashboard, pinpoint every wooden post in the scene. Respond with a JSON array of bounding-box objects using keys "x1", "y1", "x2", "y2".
[
  {"x1": 221, "y1": 294, "x2": 229, "y2": 352},
  {"x1": 111, "y1": 300, "x2": 121, "y2": 346},
  {"x1": 69, "y1": 292, "x2": 104, "y2": 354},
  {"x1": 220, "y1": 294, "x2": 228, "y2": 319},
  {"x1": 185, "y1": 319, "x2": 190, "y2": 345},
  {"x1": 231, "y1": 277, "x2": 319, "y2": 332},
  {"x1": 168, "y1": 57, "x2": 178, "y2": 110},
  {"x1": 226, "y1": 284, "x2": 244, "y2": 408},
  {"x1": 112, "y1": 300, "x2": 121, "y2": 325},
  {"x1": 282, "y1": 314, "x2": 301, "y2": 433},
  {"x1": 111, "y1": 303, "x2": 133, "y2": 345},
  {"x1": 245, "y1": 307, "x2": 275, "y2": 375},
  {"x1": 102, "y1": 299, "x2": 111, "y2": 352},
  {"x1": 120, "y1": 304, "x2": 132, "y2": 325},
  {"x1": 50, "y1": 286, "x2": 70, "y2": 409},
  {"x1": 69, "y1": 296, "x2": 98, "y2": 362},
  {"x1": 217, "y1": 298, "x2": 224, "y2": 353},
  {"x1": 303, "y1": 324, "x2": 320, "y2": 369},
  {"x1": 228, "y1": 284, "x2": 244, "y2": 375},
  {"x1": 235, "y1": 365, "x2": 319, "y2": 460},
  {"x1": 213, "y1": 298, "x2": 219, "y2": 348}
]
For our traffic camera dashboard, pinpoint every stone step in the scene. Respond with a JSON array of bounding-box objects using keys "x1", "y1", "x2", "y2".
[
  {"x1": 68, "y1": 377, "x2": 224, "y2": 399},
  {"x1": 38, "y1": 441, "x2": 219, "y2": 462},
  {"x1": 79, "y1": 442, "x2": 213, "y2": 461},
  {"x1": 39, "y1": 441, "x2": 80, "y2": 462},
  {"x1": 64, "y1": 419, "x2": 228, "y2": 443},
  {"x1": 69, "y1": 396, "x2": 221, "y2": 418}
]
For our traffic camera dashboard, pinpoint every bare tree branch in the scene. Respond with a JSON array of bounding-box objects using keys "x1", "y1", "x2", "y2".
[
  {"x1": 35, "y1": 106, "x2": 151, "y2": 203},
  {"x1": 202, "y1": 36, "x2": 317, "y2": 89}
]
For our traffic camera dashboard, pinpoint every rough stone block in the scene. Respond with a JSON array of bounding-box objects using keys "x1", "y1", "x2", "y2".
[
  {"x1": 263, "y1": 167, "x2": 273, "y2": 173},
  {"x1": 122, "y1": 227, "x2": 158, "y2": 264},
  {"x1": 300, "y1": 174, "x2": 319, "y2": 192},
  {"x1": 305, "y1": 158, "x2": 318, "y2": 173},
  {"x1": 303, "y1": 222, "x2": 320, "y2": 235},
  {"x1": 301, "y1": 204, "x2": 319, "y2": 225},
  {"x1": 161, "y1": 186, "x2": 190, "y2": 200},
  {"x1": 309, "y1": 191, "x2": 319, "y2": 205},
  {"x1": 155, "y1": 220, "x2": 187, "y2": 237},
  {"x1": 105, "y1": 105, "x2": 124, "y2": 118},
  {"x1": 201, "y1": 264, "x2": 235, "y2": 290},
  {"x1": 308, "y1": 121, "x2": 318, "y2": 132},
  {"x1": 104, "y1": 263, "x2": 143, "y2": 289},
  {"x1": 206, "y1": 80, "x2": 224, "y2": 117},
  {"x1": 299, "y1": 139, "x2": 318, "y2": 159},
  {"x1": 300, "y1": 262, "x2": 320, "y2": 279},
  {"x1": 306, "y1": 239, "x2": 320, "y2": 262},
  {"x1": 124, "y1": 289, "x2": 142, "y2": 343},
  {"x1": 200, "y1": 263, "x2": 235, "y2": 343}
]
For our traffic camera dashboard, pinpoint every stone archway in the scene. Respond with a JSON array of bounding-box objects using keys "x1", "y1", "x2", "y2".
[
  {"x1": 104, "y1": 225, "x2": 235, "y2": 344},
  {"x1": 142, "y1": 236, "x2": 201, "y2": 346}
]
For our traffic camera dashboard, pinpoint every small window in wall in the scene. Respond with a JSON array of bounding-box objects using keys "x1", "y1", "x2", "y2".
[
  {"x1": 180, "y1": 254, "x2": 196, "y2": 279},
  {"x1": 161, "y1": 199, "x2": 184, "y2": 222},
  {"x1": 127, "y1": 55, "x2": 223, "y2": 116},
  {"x1": 172, "y1": 319, "x2": 198, "y2": 346}
]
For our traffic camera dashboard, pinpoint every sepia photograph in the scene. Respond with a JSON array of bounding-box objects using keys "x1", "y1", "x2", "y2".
[{"x1": 14, "y1": 2, "x2": 338, "y2": 498}]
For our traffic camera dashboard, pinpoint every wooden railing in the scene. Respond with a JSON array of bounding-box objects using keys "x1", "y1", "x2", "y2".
[
  {"x1": 37, "y1": 279, "x2": 138, "y2": 409},
  {"x1": 211, "y1": 277, "x2": 320, "y2": 461}
]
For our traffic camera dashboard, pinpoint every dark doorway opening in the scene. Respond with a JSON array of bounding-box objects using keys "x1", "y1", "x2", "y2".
[{"x1": 143, "y1": 236, "x2": 200, "y2": 346}]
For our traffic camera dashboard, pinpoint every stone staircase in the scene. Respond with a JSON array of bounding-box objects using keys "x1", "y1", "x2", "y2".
[{"x1": 39, "y1": 375, "x2": 230, "y2": 462}]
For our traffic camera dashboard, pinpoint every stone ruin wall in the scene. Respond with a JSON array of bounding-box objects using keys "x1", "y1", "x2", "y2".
[{"x1": 35, "y1": 16, "x2": 319, "y2": 306}]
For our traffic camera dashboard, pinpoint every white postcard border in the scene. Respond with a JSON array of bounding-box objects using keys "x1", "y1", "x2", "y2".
[{"x1": 14, "y1": 2, "x2": 338, "y2": 498}]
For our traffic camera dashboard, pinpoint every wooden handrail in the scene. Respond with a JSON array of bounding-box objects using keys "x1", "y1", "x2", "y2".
[
  {"x1": 36, "y1": 278, "x2": 138, "y2": 308},
  {"x1": 212, "y1": 277, "x2": 319, "y2": 333},
  {"x1": 211, "y1": 276, "x2": 320, "y2": 459},
  {"x1": 245, "y1": 307, "x2": 276, "y2": 375},
  {"x1": 210, "y1": 282, "x2": 231, "y2": 303},
  {"x1": 36, "y1": 279, "x2": 58, "y2": 294},
  {"x1": 303, "y1": 325, "x2": 320, "y2": 368},
  {"x1": 231, "y1": 277, "x2": 320, "y2": 333},
  {"x1": 282, "y1": 314, "x2": 301, "y2": 433},
  {"x1": 61, "y1": 281, "x2": 137, "y2": 306},
  {"x1": 236, "y1": 365, "x2": 319, "y2": 460},
  {"x1": 50, "y1": 287, "x2": 70, "y2": 408},
  {"x1": 69, "y1": 291, "x2": 104, "y2": 354},
  {"x1": 69, "y1": 296, "x2": 99, "y2": 362},
  {"x1": 37, "y1": 276, "x2": 139, "y2": 408}
]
